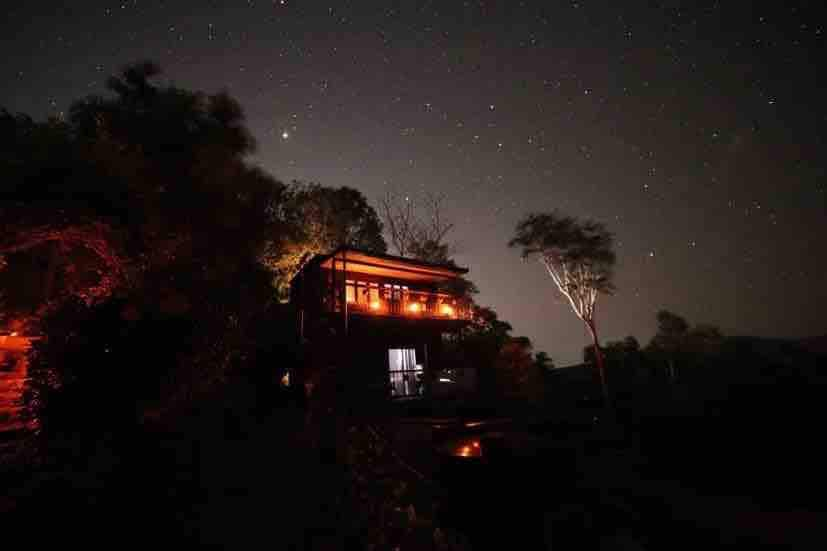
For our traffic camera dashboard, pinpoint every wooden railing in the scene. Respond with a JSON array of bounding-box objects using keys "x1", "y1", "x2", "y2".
[{"x1": 338, "y1": 287, "x2": 470, "y2": 321}]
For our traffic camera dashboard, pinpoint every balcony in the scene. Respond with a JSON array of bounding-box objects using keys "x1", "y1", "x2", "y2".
[{"x1": 340, "y1": 280, "x2": 471, "y2": 321}]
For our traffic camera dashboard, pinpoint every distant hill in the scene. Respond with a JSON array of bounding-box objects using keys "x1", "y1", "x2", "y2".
[
  {"x1": 798, "y1": 335, "x2": 827, "y2": 357},
  {"x1": 723, "y1": 335, "x2": 827, "y2": 372}
]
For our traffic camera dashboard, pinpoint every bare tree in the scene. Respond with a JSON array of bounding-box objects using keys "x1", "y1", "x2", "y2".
[
  {"x1": 378, "y1": 191, "x2": 418, "y2": 258},
  {"x1": 417, "y1": 192, "x2": 455, "y2": 246},
  {"x1": 379, "y1": 191, "x2": 455, "y2": 263},
  {"x1": 509, "y1": 212, "x2": 616, "y2": 401}
]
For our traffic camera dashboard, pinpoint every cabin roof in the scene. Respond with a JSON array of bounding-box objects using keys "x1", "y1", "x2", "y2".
[{"x1": 304, "y1": 246, "x2": 468, "y2": 283}]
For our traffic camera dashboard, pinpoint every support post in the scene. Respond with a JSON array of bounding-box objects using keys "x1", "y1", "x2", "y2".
[{"x1": 342, "y1": 250, "x2": 348, "y2": 336}]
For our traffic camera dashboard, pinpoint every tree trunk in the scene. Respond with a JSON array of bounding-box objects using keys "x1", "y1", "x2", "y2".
[
  {"x1": 37, "y1": 240, "x2": 60, "y2": 317},
  {"x1": 44, "y1": 241, "x2": 60, "y2": 300},
  {"x1": 586, "y1": 319, "x2": 609, "y2": 404}
]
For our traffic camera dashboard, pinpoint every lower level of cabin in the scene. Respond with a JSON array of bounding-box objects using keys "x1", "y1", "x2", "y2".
[{"x1": 296, "y1": 316, "x2": 475, "y2": 402}]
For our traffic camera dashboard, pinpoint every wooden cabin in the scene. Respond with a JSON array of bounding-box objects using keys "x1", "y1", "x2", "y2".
[{"x1": 290, "y1": 247, "x2": 474, "y2": 400}]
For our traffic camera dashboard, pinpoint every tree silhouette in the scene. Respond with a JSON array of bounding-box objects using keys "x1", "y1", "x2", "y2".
[
  {"x1": 378, "y1": 191, "x2": 455, "y2": 263},
  {"x1": 495, "y1": 335, "x2": 538, "y2": 402},
  {"x1": 5, "y1": 61, "x2": 289, "y2": 428},
  {"x1": 533, "y1": 351, "x2": 554, "y2": 371},
  {"x1": 509, "y1": 211, "x2": 616, "y2": 401},
  {"x1": 0, "y1": 110, "x2": 128, "y2": 324},
  {"x1": 647, "y1": 311, "x2": 724, "y2": 380},
  {"x1": 648, "y1": 310, "x2": 689, "y2": 381},
  {"x1": 378, "y1": 191, "x2": 418, "y2": 258},
  {"x1": 2, "y1": 61, "x2": 285, "y2": 324}
]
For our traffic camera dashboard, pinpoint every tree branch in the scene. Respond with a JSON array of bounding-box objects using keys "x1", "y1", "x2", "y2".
[{"x1": 542, "y1": 257, "x2": 582, "y2": 319}]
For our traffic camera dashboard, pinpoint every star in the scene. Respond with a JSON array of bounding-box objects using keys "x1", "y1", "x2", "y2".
[{"x1": 281, "y1": 131, "x2": 290, "y2": 140}]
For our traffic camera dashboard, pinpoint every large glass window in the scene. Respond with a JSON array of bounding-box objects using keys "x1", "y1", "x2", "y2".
[
  {"x1": 388, "y1": 348, "x2": 423, "y2": 397},
  {"x1": 346, "y1": 280, "x2": 374, "y2": 307}
]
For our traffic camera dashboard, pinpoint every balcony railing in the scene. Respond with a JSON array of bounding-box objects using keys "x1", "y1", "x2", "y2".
[{"x1": 338, "y1": 283, "x2": 470, "y2": 321}]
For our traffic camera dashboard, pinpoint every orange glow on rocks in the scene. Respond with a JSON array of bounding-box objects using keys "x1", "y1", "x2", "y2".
[{"x1": 0, "y1": 334, "x2": 34, "y2": 433}]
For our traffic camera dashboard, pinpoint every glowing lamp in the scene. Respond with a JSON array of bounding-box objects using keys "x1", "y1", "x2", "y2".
[
  {"x1": 455, "y1": 439, "x2": 482, "y2": 458},
  {"x1": 408, "y1": 302, "x2": 422, "y2": 313},
  {"x1": 440, "y1": 304, "x2": 455, "y2": 317},
  {"x1": 369, "y1": 300, "x2": 381, "y2": 310}
]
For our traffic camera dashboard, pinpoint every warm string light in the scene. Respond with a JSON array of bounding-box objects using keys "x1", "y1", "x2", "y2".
[{"x1": 345, "y1": 282, "x2": 463, "y2": 319}]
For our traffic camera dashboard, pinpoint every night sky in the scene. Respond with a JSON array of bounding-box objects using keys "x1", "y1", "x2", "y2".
[{"x1": 3, "y1": 2, "x2": 825, "y2": 365}]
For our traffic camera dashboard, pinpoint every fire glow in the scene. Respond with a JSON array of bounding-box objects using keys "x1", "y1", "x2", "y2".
[{"x1": 454, "y1": 439, "x2": 482, "y2": 458}]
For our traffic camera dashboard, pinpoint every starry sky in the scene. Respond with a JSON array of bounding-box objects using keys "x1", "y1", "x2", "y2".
[{"x1": 2, "y1": 1, "x2": 826, "y2": 365}]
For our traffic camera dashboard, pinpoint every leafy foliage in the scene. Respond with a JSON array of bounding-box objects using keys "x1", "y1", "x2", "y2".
[
  {"x1": 509, "y1": 212, "x2": 616, "y2": 315},
  {"x1": 0, "y1": 62, "x2": 292, "y2": 434},
  {"x1": 24, "y1": 299, "x2": 192, "y2": 433},
  {"x1": 3, "y1": 62, "x2": 394, "y2": 440},
  {"x1": 1, "y1": 63, "x2": 286, "y2": 327},
  {"x1": 444, "y1": 305, "x2": 545, "y2": 404},
  {"x1": 263, "y1": 182, "x2": 386, "y2": 298},
  {"x1": 0, "y1": 110, "x2": 127, "y2": 324},
  {"x1": 495, "y1": 336, "x2": 544, "y2": 403},
  {"x1": 341, "y1": 424, "x2": 471, "y2": 550}
]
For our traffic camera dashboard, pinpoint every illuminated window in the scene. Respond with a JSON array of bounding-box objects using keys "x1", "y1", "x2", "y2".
[
  {"x1": 388, "y1": 348, "x2": 423, "y2": 397},
  {"x1": 345, "y1": 280, "x2": 356, "y2": 303}
]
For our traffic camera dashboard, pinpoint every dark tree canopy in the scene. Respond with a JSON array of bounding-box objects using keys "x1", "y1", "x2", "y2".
[
  {"x1": 443, "y1": 305, "x2": 546, "y2": 403},
  {"x1": 4, "y1": 62, "x2": 288, "y2": 428},
  {"x1": 509, "y1": 212, "x2": 616, "y2": 301},
  {"x1": 1, "y1": 110, "x2": 127, "y2": 323},
  {"x1": 646, "y1": 310, "x2": 724, "y2": 377},
  {"x1": 533, "y1": 351, "x2": 554, "y2": 371},
  {"x1": 653, "y1": 310, "x2": 690, "y2": 344},
  {"x1": 1, "y1": 62, "x2": 287, "y2": 324}
]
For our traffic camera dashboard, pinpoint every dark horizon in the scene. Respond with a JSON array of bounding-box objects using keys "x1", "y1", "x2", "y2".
[{"x1": 3, "y1": 1, "x2": 825, "y2": 364}]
